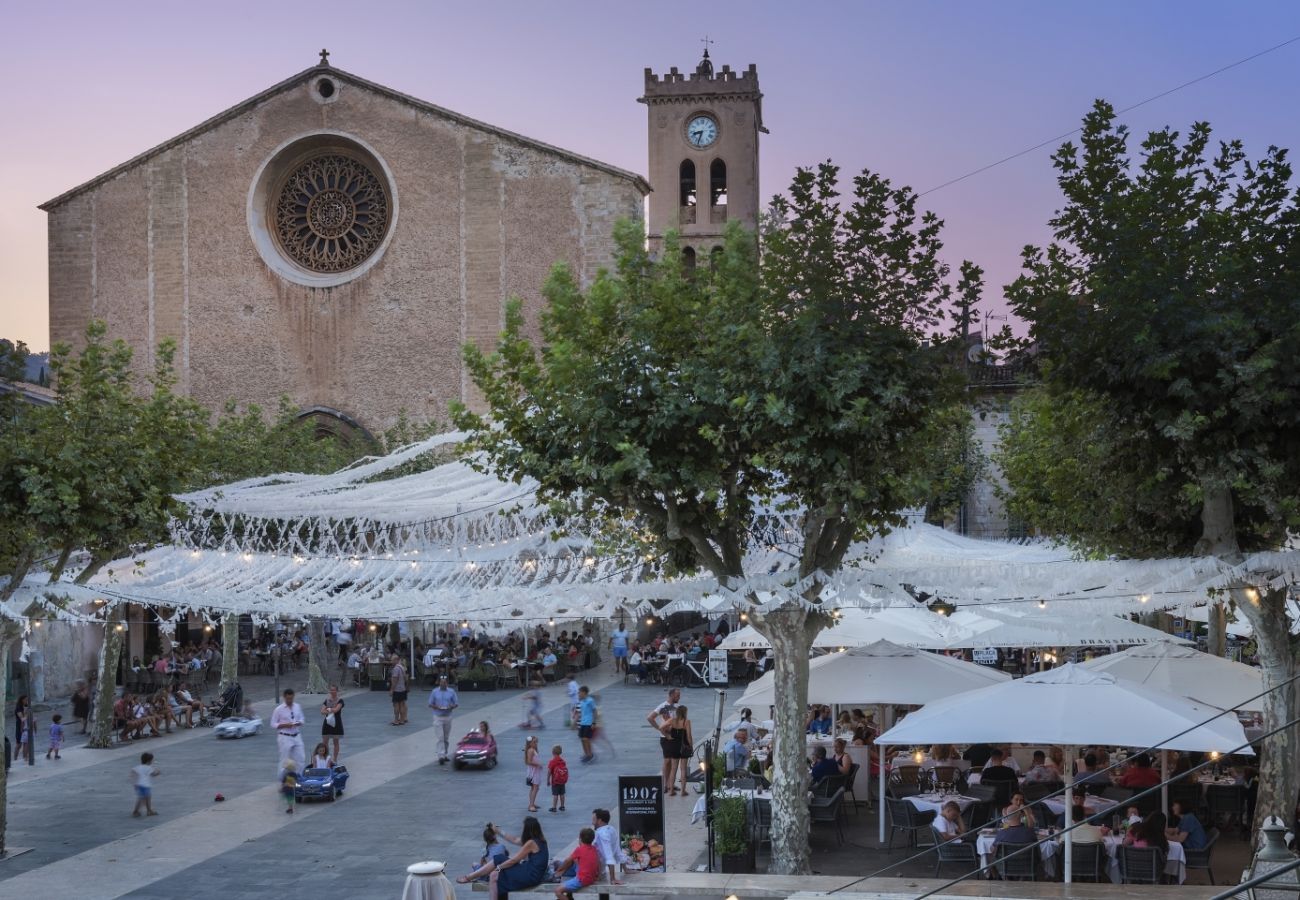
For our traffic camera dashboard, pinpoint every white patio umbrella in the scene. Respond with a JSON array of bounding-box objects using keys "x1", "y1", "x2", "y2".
[
  {"x1": 717, "y1": 605, "x2": 962, "y2": 651},
  {"x1": 945, "y1": 606, "x2": 1191, "y2": 649},
  {"x1": 1080, "y1": 641, "x2": 1265, "y2": 713},
  {"x1": 874, "y1": 663, "x2": 1252, "y2": 882},
  {"x1": 732, "y1": 639, "x2": 1010, "y2": 708}
]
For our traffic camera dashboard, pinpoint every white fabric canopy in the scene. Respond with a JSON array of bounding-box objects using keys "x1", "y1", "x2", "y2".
[
  {"x1": 733, "y1": 639, "x2": 1010, "y2": 708},
  {"x1": 876, "y1": 663, "x2": 1251, "y2": 754},
  {"x1": 1081, "y1": 641, "x2": 1265, "y2": 713},
  {"x1": 717, "y1": 605, "x2": 961, "y2": 651},
  {"x1": 945, "y1": 606, "x2": 1190, "y2": 649}
]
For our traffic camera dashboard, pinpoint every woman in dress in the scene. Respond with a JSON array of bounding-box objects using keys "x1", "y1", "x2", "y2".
[
  {"x1": 523, "y1": 735, "x2": 543, "y2": 812},
  {"x1": 320, "y1": 683, "x2": 345, "y2": 762},
  {"x1": 71, "y1": 680, "x2": 91, "y2": 734},
  {"x1": 457, "y1": 816, "x2": 549, "y2": 900},
  {"x1": 14, "y1": 695, "x2": 29, "y2": 760},
  {"x1": 664, "y1": 705, "x2": 693, "y2": 796}
]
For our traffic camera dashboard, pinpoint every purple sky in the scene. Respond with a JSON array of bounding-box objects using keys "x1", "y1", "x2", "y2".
[{"x1": 4, "y1": 1, "x2": 1299, "y2": 350}]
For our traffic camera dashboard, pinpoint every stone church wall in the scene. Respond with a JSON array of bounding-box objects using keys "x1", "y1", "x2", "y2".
[{"x1": 46, "y1": 76, "x2": 645, "y2": 431}]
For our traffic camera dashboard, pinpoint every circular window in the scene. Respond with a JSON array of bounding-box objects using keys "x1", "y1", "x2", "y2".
[
  {"x1": 273, "y1": 153, "x2": 390, "y2": 273},
  {"x1": 247, "y1": 132, "x2": 398, "y2": 288},
  {"x1": 317, "y1": 78, "x2": 336, "y2": 99}
]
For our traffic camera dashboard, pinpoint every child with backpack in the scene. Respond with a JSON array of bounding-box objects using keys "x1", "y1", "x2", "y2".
[{"x1": 547, "y1": 744, "x2": 569, "y2": 812}]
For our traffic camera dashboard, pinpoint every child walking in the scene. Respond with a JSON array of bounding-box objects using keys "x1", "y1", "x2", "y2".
[
  {"x1": 547, "y1": 744, "x2": 569, "y2": 812},
  {"x1": 280, "y1": 759, "x2": 298, "y2": 814},
  {"x1": 131, "y1": 752, "x2": 160, "y2": 817},
  {"x1": 46, "y1": 714, "x2": 64, "y2": 760}
]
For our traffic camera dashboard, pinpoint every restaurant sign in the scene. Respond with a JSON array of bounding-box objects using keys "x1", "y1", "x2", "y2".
[
  {"x1": 972, "y1": 648, "x2": 999, "y2": 665},
  {"x1": 618, "y1": 775, "x2": 666, "y2": 872}
]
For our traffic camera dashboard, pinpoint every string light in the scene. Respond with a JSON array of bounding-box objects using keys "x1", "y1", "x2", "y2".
[
  {"x1": 1038, "y1": 599, "x2": 1046, "y2": 609},
  {"x1": 1139, "y1": 594, "x2": 1149, "y2": 604}
]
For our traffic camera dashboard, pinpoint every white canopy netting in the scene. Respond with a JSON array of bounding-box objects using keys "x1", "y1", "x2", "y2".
[{"x1": 13, "y1": 432, "x2": 1300, "y2": 628}]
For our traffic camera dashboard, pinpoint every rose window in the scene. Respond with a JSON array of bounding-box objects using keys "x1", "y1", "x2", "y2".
[{"x1": 273, "y1": 153, "x2": 391, "y2": 273}]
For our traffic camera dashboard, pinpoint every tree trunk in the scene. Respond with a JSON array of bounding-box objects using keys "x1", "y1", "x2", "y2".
[
  {"x1": 0, "y1": 624, "x2": 19, "y2": 855},
  {"x1": 218, "y1": 613, "x2": 239, "y2": 694},
  {"x1": 305, "y1": 617, "x2": 329, "y2": 694},
  {"x1": 1234, "y1": 586, "x2": 1297, "y2": 836},
  {"x1": 752, "y1": 605, "x2": 816, "y2": 875},
  {"x1": 1206, "y1": 601, "x2": 1227, "y2": 658},
  {"x1": 87, "y1": 606, "x2": 126, "y2": 749}
]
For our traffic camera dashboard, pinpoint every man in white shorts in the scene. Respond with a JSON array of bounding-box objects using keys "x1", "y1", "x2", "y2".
[{"x1": 271, "y1": 688, "x2": 305, "y2": 772}]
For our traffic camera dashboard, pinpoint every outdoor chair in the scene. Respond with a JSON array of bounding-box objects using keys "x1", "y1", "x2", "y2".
[
  {"x1": 964, "y1": 783, "x2": 996, "y2": 803},
  {"x1": 886, "y1": 782, "x2": 921, "y2": 800},
  {"x1": 885, "y1": 797, "x2": 936, "y2": 850},
  {"x1": 1119, "y1": 845, "x2": 1166, "y2": 884},
  {"x1": 1021, "y1": 782, "x2": 1058, "y2": 804},
  {"x1": 1183, "y1": 827, "x2": 1220, "y2": 884},
  {"x1": 892, "y1": 764, "x2": 923, "y2": 787},
  {"x1": 1130, "y1": 787, "x2": 1160, "y2": 817},
  {"x1": 931, "y1": 828, "x2": 979, "y2": 878},
  {"x1": 1068, "y1": 840, "x2": 1102, "y2": 882},
  {"x1": 931, "y1": 765, "x2": 961, "y2": 792},
  {"x1": 1206, "y1": 785, "x2": 1245, "y2": 830},
  {"x1": 963, "y1": 799, "x2": 997, "y2": 831},
  {"x1": 1168, "y1": 781, "x2": 1203, "y2": 817},
  {"x1": 1101, "y1": 785, "x2": 1132, "y2": 804},
  {"x1": 995, "y1": 842, "x2": 1039, "y2": 881},
  {"x1": 750, "y1": 796, "x2": 772, "y2": 847},
  {"x1": 845, "y1": 762, "x2": 863, "y2": 809},
  {"x1": 810, "y1": 788, "x2": 847, "y2": 844},
  {"x1": 812, "y1": 773, "x2": 847, "y2": 798}
]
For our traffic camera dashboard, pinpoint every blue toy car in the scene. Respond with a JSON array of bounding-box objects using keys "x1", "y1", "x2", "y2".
[{"x1": 294, "y1": 764, "x2": 349, "y2": 802}]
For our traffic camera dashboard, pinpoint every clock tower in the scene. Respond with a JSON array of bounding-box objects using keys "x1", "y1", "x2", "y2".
[{"x1": 640, "y1": 50, "x2": 765, "y2": 262}]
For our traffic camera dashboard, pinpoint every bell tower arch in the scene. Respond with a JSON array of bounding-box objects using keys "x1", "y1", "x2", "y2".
[{"x1": 641, "y1": 48, "x2": 765, "y2": 256}]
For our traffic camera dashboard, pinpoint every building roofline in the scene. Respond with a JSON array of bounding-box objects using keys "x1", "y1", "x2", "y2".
[{"x1": 39, "y1": 65, "x2": 649, "y2": 211}]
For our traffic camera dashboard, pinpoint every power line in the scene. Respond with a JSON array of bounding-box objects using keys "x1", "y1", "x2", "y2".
[{"x1": 918, "y1": 33, "x2": 1300, "y2": 198}]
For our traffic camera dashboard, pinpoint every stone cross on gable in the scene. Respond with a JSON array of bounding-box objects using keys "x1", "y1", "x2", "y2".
[{"x1": 319, "y1": 48, "x2": 330, "y2": 67}]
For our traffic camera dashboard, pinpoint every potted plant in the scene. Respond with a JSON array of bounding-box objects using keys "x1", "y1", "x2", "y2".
[
  {"x1": 456, "y1": 664, "x2": 497, "y2": 691},
  {"x1": 713, "y1": 795, "x2": 754, "y2": 873}
]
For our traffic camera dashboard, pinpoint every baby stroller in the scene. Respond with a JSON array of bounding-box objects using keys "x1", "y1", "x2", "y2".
[{"x1": 203, "y1": 683, "x2": 243, "y2": 725}]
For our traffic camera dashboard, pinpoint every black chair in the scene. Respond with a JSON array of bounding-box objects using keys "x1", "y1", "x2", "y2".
[
  {"x1": 845, "y1": 762, "x2": 863, "y2": 809},
  {"x1": 892, "y1": 765, "x2": 924, "y2": 788},
  {"x1": 964, "y1": 799, "x2": 997, "y2": 831},
  {"x1": 995, "y1": 841, "x2": 1039, "y2": 881},
  {"x1": 1168, "y1": 781, "x2": 1203, "y2": 817},
  {"x1": 1022, "y1": 782, "x2": 1059, "y2": 804},
  {"x1": 886, "y1": 782, "x2": 921, "y2": 800},
  {"x1": 1206, "y1": 785, "x2": 1245, "y2": 830},
  {"x1": 965, "y1": 783, "x2": 997, "y2": 803},
  {"x1": 885, "y1": 797, "x2": 936, "y2": 849},
  {"x1": 1130, "y1": 788, "x2": 1161, "y2": 817},
  {"x1": 932, "y1": 765, "x2": 961, "y2": 792},
  {"x1": 1102, "y1": 785, "x2": 1132, "y2": 804},
  {"x1": 750, "y1": 796, "x2": 772, "y2": 847},
  {"x1": 931, "y1": 827, "x2": 980, "y2": 878},
  {"x1": 1183, "y1": 827, "x2": 1220, "y2": 884},
  {"x1": 810, "y1": 788, "x2": 847, "y2": 844},
  {"x1": 1068, "y1": 840, "x2": 1103, "y2": 882},
  {"x1": 812, "y1": 773, "x2": 847, "y2": 798},
  {"x1": 1119, "y1": 845, "x2": 1166, "y2": 884}
]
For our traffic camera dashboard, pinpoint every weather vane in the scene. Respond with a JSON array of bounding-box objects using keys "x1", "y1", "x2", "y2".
[{"x1": 700, "y1": 35, "x2": 715, "y2": 54}]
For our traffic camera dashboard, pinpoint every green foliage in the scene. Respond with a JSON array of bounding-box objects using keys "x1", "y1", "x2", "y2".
[
  {"x1": 712, "y1": 794, "x2": 750, "y2": 855},
  {"x1": 1004, "y1": 100, "x2": 1300, "y2": 555},
  {"x1": 202, "y1": 397, "x2": 359, "y2": 485},
  {"x1": 453, "y1": 162, "x2": 969, "y2": 588}
]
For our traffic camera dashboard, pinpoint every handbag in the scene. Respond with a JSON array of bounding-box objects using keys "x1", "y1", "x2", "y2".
[{"x1": 325, "y1": 713, "x2": 336, "y2": 728}]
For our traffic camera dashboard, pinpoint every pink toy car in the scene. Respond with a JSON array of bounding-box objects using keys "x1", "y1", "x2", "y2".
[{"x1": 453, "y1": 730, "x2": 498, "y2": 770}]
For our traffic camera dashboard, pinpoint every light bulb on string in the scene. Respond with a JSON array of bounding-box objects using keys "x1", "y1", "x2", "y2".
[{"x1": 1038, "y1": 599, "x2": 1046, "y2": 609}]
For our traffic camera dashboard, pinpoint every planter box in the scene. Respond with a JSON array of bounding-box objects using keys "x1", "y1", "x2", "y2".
[{"x1": 718, "y1": 845, "x2": 755, "y2": 874}]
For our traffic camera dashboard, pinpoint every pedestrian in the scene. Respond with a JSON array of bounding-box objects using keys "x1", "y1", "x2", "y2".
[
  {"x1": 646, "y1": 688, "x2": 680, "y2": 791},
  {"x1": 591, "y1": 808, "x2": 622, "y2": 884},
  {"x1": 547, "y1": 744, "x2": 568, "y2": 812},
  {"x1": 279, "y1": 758, "x2": 298, "y2": 814},
  {"x1": 428, "y1": 675, "x2": 459, "y2": 764},
  {"x1": 14, "y1": 695, "x2": 29, "y2": 762},
  {"x1": 131, "y1": 751, "x2": 160, "y2": 817},
  {"x1": 320, "y1": 683, "x2": 345, "y2": 762},
  {"x1": 271, "y1": 688, "x2": 306, "y2": 773},
  {"x1": 389, "y1": 655, "x2": 409, "y2": 725},
  {"x1": 524, "y1": 735, "x2": 543, "y2": 812},
  {"x1": 576, "y1": 686, "x2": 597, "y2": 763},
  {"x1": 661, "y1": 705, "x2": 693, "y2": 795},
  {"x1": 520, "y1": 689, "x2": 545, "y2": 730},
  {"x1": 46, "y1": 714, "x2": 64, "y2": 760},
  {"x1": 565, "y1": 675, "x2": 580, "y2": 728},
  {"x1": 551, "y1": 827, "x2": 599, "y2": 900},
  {"x1": 72, "y1": 680, "x2": 91, "y2": 734},
  {"x1": 608, "y1": 622, "x2": 630, "y2": 675}
]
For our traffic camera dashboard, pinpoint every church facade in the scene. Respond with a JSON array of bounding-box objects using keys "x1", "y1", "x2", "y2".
[{"x1": 40, "y1": 56, "x2": 648, "y2": 434}]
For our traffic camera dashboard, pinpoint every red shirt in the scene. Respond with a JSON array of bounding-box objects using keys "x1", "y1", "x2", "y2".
[
  {"x1": 572, "y1": 843, "x2": 599, "y2": 885},
  {"x1": 1119, "y1": 766, "x2": 1161, "y2": 789},
  {"x1": 548, "y1": 756, "x2": 569, "y2": 785}
]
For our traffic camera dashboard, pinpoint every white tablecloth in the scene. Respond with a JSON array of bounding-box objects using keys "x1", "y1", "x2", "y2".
[
  {"x1": 905, "y1": 793, "x2": 977, "y2": 818},
  {"x1": 691, "y1": 788, "x2": 773, "y2": 824},
  {"x1": 1043, "y1": 794, "x2": 1118, "y2": 820},
  {"x1": 976, "y1": 831, "x2": 1059, "y2": 873},
  {"x1": 1103, "y1": 835, "x2": 1186, "y2": 884}
]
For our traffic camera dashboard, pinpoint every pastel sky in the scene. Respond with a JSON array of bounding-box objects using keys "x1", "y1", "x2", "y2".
[{"x1": 3, "y1": 0, "x2": 1299, "y2": 350}]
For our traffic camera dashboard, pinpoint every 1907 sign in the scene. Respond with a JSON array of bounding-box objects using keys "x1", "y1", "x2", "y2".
[{"x1": 618, "y1": 775, "x2": 666, "y2": 872}]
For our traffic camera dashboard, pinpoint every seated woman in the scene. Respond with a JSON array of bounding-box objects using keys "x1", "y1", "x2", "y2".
[
  {"x1": 830, "y1": 738, "x2": 853, "y2": 777},
  {"x1": 1124, "y1": 811, "x2": 1170, "y2": 854},
  {"x1": 457, "y1": 817, "x2": 549, "y2": 900},
  {"x1": 1001, "y1": 792, "x2": 1037, "y2": 830},
  {"x1": 835, "y1": 711, "x2": 854, "y2": 734},
  {"x1": 935, "y1": 800, "x2": 967, "y2": 841}
]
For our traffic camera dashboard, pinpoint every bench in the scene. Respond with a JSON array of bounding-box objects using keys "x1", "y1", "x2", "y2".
[{"x1": 472, "y1": 872, "x2": 849, "y2": 898}]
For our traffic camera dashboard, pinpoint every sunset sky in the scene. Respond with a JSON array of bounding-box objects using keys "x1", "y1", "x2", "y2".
[{"x1": 4, "y1": 0, "x2": 1299, "y2": 350}]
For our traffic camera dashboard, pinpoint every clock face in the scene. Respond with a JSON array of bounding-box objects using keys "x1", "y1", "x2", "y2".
[{"x1": 685, "y1": 114, "x2": 718, "y2": 148}]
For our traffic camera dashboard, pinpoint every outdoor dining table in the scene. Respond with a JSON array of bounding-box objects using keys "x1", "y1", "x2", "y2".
[
  {"x1": 973, "y1": 829, "x2": 1186, "y2": 883},
  {"x1": 903, "y1": 791, "x2": 978, "y2": 819},
  {"x1": 976, "y1": 828, "x2": 1060, "y2": 873}
]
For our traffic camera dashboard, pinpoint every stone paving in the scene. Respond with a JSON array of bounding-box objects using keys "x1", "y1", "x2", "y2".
[{"x1": 1, "y1": 663, "x2": 1255, "y2": 898}]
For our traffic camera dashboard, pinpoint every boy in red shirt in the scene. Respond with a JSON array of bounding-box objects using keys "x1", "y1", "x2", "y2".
[
  {"x1": 553, "y1": 828, "x2": 599, "y2": 899},
  {"x1": 547, "y1": 744, "x2": 569, "y2": 813}
]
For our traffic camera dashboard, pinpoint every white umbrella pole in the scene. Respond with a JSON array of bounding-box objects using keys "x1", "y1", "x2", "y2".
[
  {"x1": 1063, "y1": 743, "x2": 1074, "y2": 883},
  {"x1": 878, "y1": 742, "x2": 887, "y2": 844},
  {"x1": 1160, "y1": 749, "x2": 1169, "y2": 815},
  {"x1": 409, "y1": 621, "x2": 415, "y2": 681}
]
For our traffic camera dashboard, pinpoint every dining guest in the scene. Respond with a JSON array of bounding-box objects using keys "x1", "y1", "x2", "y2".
[
  {"x1": 722, "y1": 728, "x2": 751, "y2": 775},
  {"x1": 850, "y1": 726, "x2": 871, "y2": 747},
  {"x1": 1124, "y1": 812, "x2": 1169, "y2": 854},
  {"x1": 835, "y1": 711, "x2": 854, "y2": 733},
  {"x1": 962, "y1": 742, "x2": 995, "y2": 768},
  {"x1": 1166, "y1": 799, "x2": 1208, "y2": 850},
  {"x1": 1001, "y1": 791, "x2": 1037, "y2": 829},
  {"x1": 999, "y1": 746, "x2": 1022, "y2": 774},
  {"x1": 935, "y1": 800, "x2": 966, "y2": 841},
  {"x1": 1059, "y1": 804, "x2": 1104, "y2": 844},
  {"x1": 1023, "y1": 750, "x2": 1059, "y2": 785},
  {"x1": 809, "y1": 746, "x2": 839, "y2": 782},
  {"x1": 1075, "y1": 752, "x2": 1112, "y2": 791},
  {"x1": 992, "y1": 814, "x2": 1036, "y2": 851},
  {"x1": 1117, "y1": 753, "x2": 1162, "y2": 789},
  {"x1": 805, "y1": 705, "x2": 832, "y2": 735},
  {"x1": 980, "y1": 749, "x2": 1019, "y2": 800},
  {"x1": 831, "y1": 738, "x2": 853, "y2": 777}
]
